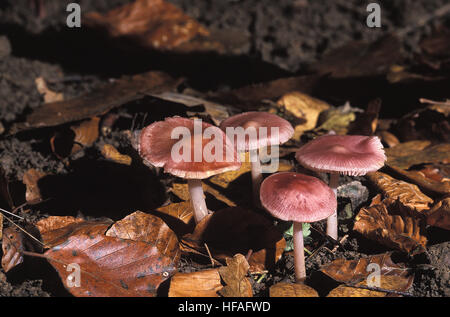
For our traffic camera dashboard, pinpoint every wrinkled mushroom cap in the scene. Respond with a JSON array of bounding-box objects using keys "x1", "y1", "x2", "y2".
[
  {"x1": 295, "y1": 135, "x2": 386, "y2": 176},
  {"x1": 219, "y1": 112, "x2": 294, "y2": 152},
  {"x1": 139, "y1": 117, "x2": 241, "y2": 179},
  {"x1": 260, "y1": 172, "x2": 336, "y2": 223}
]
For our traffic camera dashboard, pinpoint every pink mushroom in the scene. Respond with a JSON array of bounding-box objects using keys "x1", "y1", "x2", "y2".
[
  {"x1": 139, "y1": 117, "x2": 241, "y2": 223},
  {"x1": 260, "y1": 172, "x2": 336, "y2": 282},
  {"x1": 295, "y1": 135, "x2": 386, "y2": 240},
  {"x1": 219, "y1": 112, "x2": 294, "y2": 205}
]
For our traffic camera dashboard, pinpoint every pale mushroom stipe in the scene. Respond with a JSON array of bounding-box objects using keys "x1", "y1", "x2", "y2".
[
  {"x1": 219, "y1": 111, "x2": 294, "y2": 206},
  {"x1": 138, "y1": 117, "x2": 241, "y2": 223},
  {"x1": 295, "y1": 135, "x2": 386, "y2": 240},
  {"x1": 260, "y1": 172, "x2": 336, "y2": 282}
]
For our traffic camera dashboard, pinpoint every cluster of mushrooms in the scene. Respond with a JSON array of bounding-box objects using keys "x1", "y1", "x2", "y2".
[{"x1": 138, "y1": 112, "x2": 386, "y2": 283}]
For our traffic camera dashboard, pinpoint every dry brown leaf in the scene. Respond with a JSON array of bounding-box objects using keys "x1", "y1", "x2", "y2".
[
  {"x1": 181, "y1": 207, "x2": 285, "y2": 273},
  {"x1": 366, "y1": 172, "x2": 433, "y2": 213},
  {"x1": 36, "y1": 216, "x2": 113, "y2": 248},
  {"x1": 169, "y1": 269, "x2": 222, "y2": 297},
  {"x1": 321, "y1": 252, "x2": 413, "y2": 284},
  {"x1": 348, "y1": 99, "x2": 381, "y2": 136},
  {"x1": 101, "y1": 144, "x2": 132, "y2": 166},
  {"x1": 44, "y1": 233, "x2": 177, "y2": 297},
  {"x1": 218, "y1": 254, "x2": 253, "y2": 297},
  {"x1": 276, "y1": 91, "x2": 330, "y2": 140},
  {"x1": 106, "y1": 211, "x2": 180, "y2": 264},
  {"x1": 35, "y1": 77, "x2": 64, "y2": 103},
  {"x1": 84, "y1": 0, "x2": 220, "y2": 53},
  {"x1": 269, "y1": 282, "x2": 319, "y2": 297},
  {"x1": 315, "y1": 103, "x2": 357, "y2": 135},
  {"x1": 354, "y1": 203, "x2": 427, "y2": 254},
  {"x1": 22, "y1": 169, "x2": 47, "y2": 204},
  {"x1": 11, "y1": 71, "x2": 182, "y2": 134},
  {"x1": 327, "y1": 276, "x2": 413, "y2": 297},
  {"x1": 387, "y1": 165, "x2": 450, "y2": 196},
  {"x1": 1, "y1": 228, "x2": 24, "y2": 272},
  {"x1": 155, "y1": 201, "x2": 194, "y2": 236},
  {"x1": 427, "y1": 198, "x2": 450, "y2": 230},
  {"x1": 386, "y1": 143, "x2": 450, "y2": 170},
  {"x1": 171, "y1": 182, "x2": 236, "y2": 207},
  {"x1": 71, "y1": 117, "x2": 100, "y2": 154},
  {"x1": 377, "y1": 131, "x2": 400, "y2": 148}
]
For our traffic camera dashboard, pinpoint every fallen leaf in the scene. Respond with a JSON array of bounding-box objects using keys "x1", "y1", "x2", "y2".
[
  {"x1": 101, "y1": 144, "x2": 132, "y2": 166},
  {"x1": 327, "y1": 276, "x2": 413, "y2": 297},
  {"x1": 366, "y1": 172, "x2": 434, "y2": 214},
  {"x1": 171, "y1": 182, "x2": 236, "y2": 208},
  {"x1": 70, "y1": 117, "x2": 100, "y2": 155},
  {"x1": 84, "y1": 0, "x2": 220, "y2": 53},
  {"x1": 311, "y1": 35, "x2": 403, "y2": 78},
  {"x1": 427, "y1": 198, "x2": 450, "y2": 230},
  {"x1": 11, "y1": 71, "x2": 182, "y2": 134},
  {"x1": 44, "y1": 233, "x2": 177, "y2": 297},
  {"x1": 1, "y1": 228, "x2": 24, "y2": 272},
  {"x1": 168, "y1": 269, "x2": 222, "y2": 297},
  {"x1": 36, "y1": 216, "x2": 113, "y2": 248},
  {"x1": 354, "y1": 203, "x2": 427, "y2": 254},
  {"x1": 377, "y1": 130, "x2": 400, "y2": 148},
  {"x1": 35, "y1": 77, "x2": 64, "y2": 103},
  {"x1": 155, "y1": 201, "x2": 194, "y2": 236},
  {"x1": 321, "y1": 252, "x2": 412, "y2": 284},
  {"x1": 181, "y1": 207, "x2": 285, "y2": 273},
  {"x1": 106, "y1": 211, "x2": 180, "y2": 264},
  {"x1": 269, "y1": 282, "x2": 319, "y2": 297},
  {"x1": 315, "y1": 103, "x2": 358, "y2": 135},
  {"x1": 276, "y1": 91, "x2": 330, "y2": 140},
  {"x1": 348, "y1": 99, "x2": 381, "y2": 136},
  {"x1": 22, "y1": 169, "x2": 47, "y2": 203},
  {"x1": 218, "y1": 254, "x2": 253, "y2": 297}
]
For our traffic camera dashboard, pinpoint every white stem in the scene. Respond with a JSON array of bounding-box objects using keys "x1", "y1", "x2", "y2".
[
  {"x1": 327, "y1": 173, "x2": 339, "y2": 240},
  {"x1": 293, "y1": 222, "x2": 306, "y2": 282},
  {"x1": 250, "y1": 149, "x2": 263, "y2": 207},
  {"x1": 188, "y1": 179, "x2": 208, "y2": 223}
]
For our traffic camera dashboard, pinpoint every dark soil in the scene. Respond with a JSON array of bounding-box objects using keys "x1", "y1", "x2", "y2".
[{"x1": 0, "y1": 0, "x2": 449, "y2": 297}]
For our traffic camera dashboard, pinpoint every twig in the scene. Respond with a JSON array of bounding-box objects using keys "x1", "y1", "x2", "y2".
[
  {"x1": 331, "y1": 234, "x2": 348, "y2": 253},
  {"x1": 245, "y1": 249, "x2": 253, "y2": 262},
  {"x1": 345, "y1": 282, "x2": 413, "y2": 297},
  {"x1": 204, "y1": 243, "x2": 216, "y2": 268}
]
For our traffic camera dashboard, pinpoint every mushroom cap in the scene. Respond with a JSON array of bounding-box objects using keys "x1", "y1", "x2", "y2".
[
  {"x1": 219, "y1": 112, "x2": 294, "y2": 152},
  {"x1": 260, "y1": 172, "x2": 336, "y2": 223},
  {"x1": 295, "y1": 135, "x2": 386, "y2": 176},
  {"x1": 139, "y1": 117, "x2": 241, "y2": 179}
]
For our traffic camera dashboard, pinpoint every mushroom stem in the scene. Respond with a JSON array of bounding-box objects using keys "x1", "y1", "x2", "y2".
[
  {"x1": 250, "y1": 149, "x2": 263, "y2": 206},
  {"x1": 327, "y1": 173, "x2": 339, "y2": 240},
  {"x1": 188, "y1": 179, "x2": 208, "y2": 223},
  {"x1": 293, "y1": 221, "x2": 306, "y2": 282}
]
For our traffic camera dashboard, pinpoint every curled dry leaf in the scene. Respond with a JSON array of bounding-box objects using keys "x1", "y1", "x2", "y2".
[
  {"x1": 348, "y1": 99, "x2": 381, "y2": 136},
  {"x1": 321, "y1": 252, "x2": 413, "y2": 284},
  {"x1": 427, "y1": 198, "x2": 450, "y2": 230},
  {"x1": 377, "y1": 130, "x2": 400, "y2": 148},
  {"x1": 155, "y1": 201, "x2": 194, "y2": 237},
  {"x1": 44, "y1": 233, "x2": 177, "y2": 297},
  {"x1": 354, "y1": 202, "x2": 427, "y2": 254},
  {"x1": 101, "y1": 144, "x2": 132, "y2": 166},
  {"x1": 276, "y1": 91, "x2": 330, "y2": 141},
  {"x1": 327, "y1": 276, "x2": 413, "y2": 297},
  {"x1": 106, "y1": 211, "x2": 180, "y2": 264},
  {"x1": 387, "y1": 165, "x2": 450, "y2": 196},
  {"x1": 84, "y1": 0, "x2": 219, "y2": 53},
  {"x1": 385, "y1": 142, "x2": 450, "y2": 170},
  {"x1": 36, "y1": 216, "x2": 113, "y2": 248},
  {"x1": 218, "y1": 254, "x2": 253, "y2": 297},
  {"x1": 1, "y1": 228, "x2": 24, "y2": 273},
  {"x1": 269, "y1": 282, "x2": 319, "y2": 297},
  {"x1": 169, "y1": 269, "x2": 222, "y2": 297},
  {"x1": 171, "y1": 182, "x2": 236, "y2": 207},
  {"x1": 11, "y1": 71, "x2": 182, "y2": 134},
  {"x1": 22, "y1": 169, "x2": 47, "y2": 204},
  {"x1": 181, "y1": 207, "x2": 285, "y2": 273},
  {"x1": 366, "y1": 172, "x2": 433, "y2": 214},
  {"x1": 35, "y1": 77, "x2": 64, "y2": 104}
]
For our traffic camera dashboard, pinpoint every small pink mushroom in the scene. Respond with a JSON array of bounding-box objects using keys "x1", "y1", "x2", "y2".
[
  {"x1": 138, "y1": 117, "x2": 241, "y2": 223},
  {"x1": 260, "y1": 172, "x2": 336, "y2": 282},
  {"x1": 219, "y1": 112, "x2": 294, "y2": 205},
  {"x1": 295, "y1": 135, "x2": 386, "y2": 240}
]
